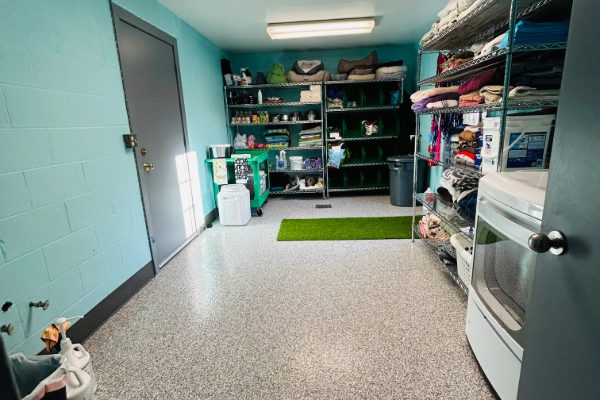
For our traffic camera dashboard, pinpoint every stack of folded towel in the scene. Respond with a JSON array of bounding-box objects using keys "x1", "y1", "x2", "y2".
[
  {"x1": 440, "y1": 51, "x2": 474, "y2": 72},
  {"x1": 298, "y1": 126, "x2": 322, "y2": 148},
  {"x1": 410, "y1": 86, "x2": 460, "y2": 113},
  {"x1": 508, "y1": 86, "x2": 560, "y2": 102},
  {"x1": 300, "y1": 85, "x2": 322, "y2": 103},
  {"x1": 264, "y1": 129, "x2": 290, "y2": 149},
  {"x1": 420, "y1": 0, "x2": 480, "y2": 45}
]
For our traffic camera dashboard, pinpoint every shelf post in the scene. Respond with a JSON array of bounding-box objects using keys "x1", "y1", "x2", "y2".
[{"x1": 496, "y1": 0, "x2": 521, "y2": 172}]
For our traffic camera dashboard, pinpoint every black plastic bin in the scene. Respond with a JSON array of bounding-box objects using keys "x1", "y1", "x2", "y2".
[{"x1": 387, "y1": 155, "x2": 416, "y2": 206}]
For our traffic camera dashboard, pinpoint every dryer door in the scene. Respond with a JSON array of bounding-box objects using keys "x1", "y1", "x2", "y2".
[{"x1": 472, "y1": 197, "x2": 541, "y2": 348}]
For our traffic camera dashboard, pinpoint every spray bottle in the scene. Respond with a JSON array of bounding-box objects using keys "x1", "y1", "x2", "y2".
[{"x1": 56, "y1": 316, "x2": 97, "y2": 394}]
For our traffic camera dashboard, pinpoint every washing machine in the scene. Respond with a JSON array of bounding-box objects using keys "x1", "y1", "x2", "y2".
[{"x1": 466, "y1": 170, "x2": 548, "y2": 400}]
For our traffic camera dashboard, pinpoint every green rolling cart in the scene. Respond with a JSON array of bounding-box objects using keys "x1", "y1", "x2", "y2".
[{"x1": 205, "y1": 150, "x2": 270, "y2": 216}]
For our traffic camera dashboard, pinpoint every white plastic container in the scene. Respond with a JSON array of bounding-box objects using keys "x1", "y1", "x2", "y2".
[
  {"x1": 218, "y1": 184, "x2": 251, "y2": 226},
  {"x1": 289, "y1": 156, "x2": 304, "y2": 171},
  {"x1": 66, "y1": 367, "x2": 94, "y2": 400},
  {"x1": 56, "y1": 316, "x2": 96, "y2": 396},
  {"x1": 481, "y1": 114, "x2": 555, "y2": 174},
  {"x1": 450, "y1": 233, "x2": 473, "y2": 288}
]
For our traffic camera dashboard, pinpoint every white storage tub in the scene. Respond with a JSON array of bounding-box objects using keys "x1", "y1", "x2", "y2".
[
  {"x1": 450, "y1": 233, "x2": 473, "y2": 288},
  {"x1": 217, "y1": 184, "x2": 251, "y2": 226}
]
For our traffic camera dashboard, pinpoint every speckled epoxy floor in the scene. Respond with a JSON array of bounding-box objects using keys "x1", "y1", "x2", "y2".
[{"x1": 84, "y1": 195, "x2": 495, "y2": 399}]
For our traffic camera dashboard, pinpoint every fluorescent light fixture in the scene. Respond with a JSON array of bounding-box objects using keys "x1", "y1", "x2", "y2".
[{"x1": 267, "y1": 18, "x2": 375, "y2": 40}]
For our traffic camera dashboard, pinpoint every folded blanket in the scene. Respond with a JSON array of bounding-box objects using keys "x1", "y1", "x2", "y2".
[
  {"x1": 499, "y1": 20, "x2": 570, "y2": 48},
  {"x1": 411, "y1": 93, "x2": 460, "y2": 113},
  {"x1": 411, "y1": 86, "x2": 460, "y2": 102},
  {"x1": 351, "y1": 67, "x2": 374, "y2": 75},
  {"x1": 459, "y1": 91, "x2": 483, "y2": 107},
  {"x1": 376, "y1": 65, "x2": 406, "y2": 74},
  {"x1": 458, "y1": 69, "x2": 498, "y2": 95},
  {"x1": 480, "y1": 85, "x2": 509, "y2": 103},
  {"x1": 376, "y1": 71, "x2": 406, "y2": 80},
  {"x1": 347, "y1": 73, "x2": 376, "y2": 81},
  {"x1": 426, "y1": 99, "x2": 458, "y2": 109},
  {"x1": 475, "y1": 32, "x2": 506, "y2": 58},
  {"x1": 459, "y1": 130, "x2": 479, "y2": 142}
]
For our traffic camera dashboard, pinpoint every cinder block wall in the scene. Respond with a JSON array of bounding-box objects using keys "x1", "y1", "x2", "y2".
[{"x1": 0, "y1": 0, "x2": 228, "y2": 354}]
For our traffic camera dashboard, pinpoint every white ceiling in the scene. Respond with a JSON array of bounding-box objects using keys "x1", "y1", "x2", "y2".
[{"x1": 157, "y1": 0, "x2": 447, "y2": 53}]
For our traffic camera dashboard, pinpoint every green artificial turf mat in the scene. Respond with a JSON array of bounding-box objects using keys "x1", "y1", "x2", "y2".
[{"x1": 277, "y1": 216, "x2": 415, "y2": 241}]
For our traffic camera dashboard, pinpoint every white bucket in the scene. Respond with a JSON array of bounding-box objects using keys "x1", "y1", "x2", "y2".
[{"x1": 289, "y1": 156, "x2": 303, "y2": 171}]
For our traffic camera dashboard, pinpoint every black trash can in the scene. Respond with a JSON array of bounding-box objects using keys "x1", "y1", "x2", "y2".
[{"x1": 387, "y1": 155, "x2": 416, "y2": 206}]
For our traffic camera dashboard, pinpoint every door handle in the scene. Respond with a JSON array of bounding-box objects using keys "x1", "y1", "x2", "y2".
[
  {"x1": 143, "y1": 162, "x2": 155, "y2": 172},
  {"x1": 528, "y1": 231, "x2": 567, "y2": 256}
]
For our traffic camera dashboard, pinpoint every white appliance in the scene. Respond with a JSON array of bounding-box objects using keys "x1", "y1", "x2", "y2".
[
  {"x1": 217, "y1": 184, "x2": 251, "y2": 226},
  {"x1": 466, "y1": 170, "x2": 548, "y2": 400},
  {"x1": 481, "y1": 115, "x2": 555, "y2": 174}
]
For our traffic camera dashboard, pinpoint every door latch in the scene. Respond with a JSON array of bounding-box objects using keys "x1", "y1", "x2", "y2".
[
  {"x1": 143, "y1": 162, "x2": 155, "y2": 172},
  {"x1": 123, "y1": 133, "x2": 137, "y2": 148}
]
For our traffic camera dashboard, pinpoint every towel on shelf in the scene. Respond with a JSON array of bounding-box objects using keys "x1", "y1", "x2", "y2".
[
  {"x1": 410, "y1": 86, "x2": 460, "y2": 103},
  {"x1": 499, "y1": 20, "x2": 570, "y2": 48},
  {"x1": 508, "y1": 86, "x2": 560, "y2": 101},
  {"x1": 480, "y1": 85, "x2": 510, "y2": 103},
  {"x1": 475, "y1": 32, "x2": 507, "y2": 58},
  {"x1": 459, "y1": 91, "x2": 483, "y2": 106},
  {"x1": 347, "y1": 73, "x2": 376, "y2": 81},
  {"x1": 426, "y1": 99, "x2": 459, "y2": 109},
  {"x1": 212, "y1": 158, "x2": 228, "y2": 185},
  {"x1": 411, "y1": 93, "x2": 460, "y2": 113},
  {"x1": 232, "y1": 154, "x2": 250, "y2": 184}
]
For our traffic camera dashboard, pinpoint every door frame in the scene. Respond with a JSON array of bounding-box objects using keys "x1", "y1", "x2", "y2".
[{"x1": 110, "y1": 4, "x2": 200, "y2": 274}]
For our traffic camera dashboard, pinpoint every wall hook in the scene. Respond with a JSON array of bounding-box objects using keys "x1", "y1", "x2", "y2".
[
  {"x1": 29, "y1": 300, "x2": 50, "y2": 310},
  {"x1": 0, "y1": 324, "x2": 14, "y2": 336},
  {"x1": 2, "y1": 301, "x2": 13, "y2": 312}
]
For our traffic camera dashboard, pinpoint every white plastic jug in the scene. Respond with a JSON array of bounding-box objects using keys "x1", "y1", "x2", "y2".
[
  {"x1": 56, "y1": 317, "x2": 97, "y2": 394},
  {"x1": 66, "y1": 367, "x2": 94, "y2": 400}
]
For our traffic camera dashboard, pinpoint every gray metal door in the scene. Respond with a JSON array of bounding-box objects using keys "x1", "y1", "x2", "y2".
[
  {"x1": 518, "y1": 0, "x2": 600, "y2": 398},
  {"x1": 113, "y1": 6, "x2": 198, "y2": 269}
]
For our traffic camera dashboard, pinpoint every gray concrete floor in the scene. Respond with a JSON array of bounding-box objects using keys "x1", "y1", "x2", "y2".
[{"x1": 85, "y1": 195, "x2": 495, "y2": 399}]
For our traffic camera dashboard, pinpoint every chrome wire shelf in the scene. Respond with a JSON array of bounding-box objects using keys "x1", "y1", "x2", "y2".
[
  {"x1": 421, "y1": 0, "x2": 567, "y2": 51},
  {"x1": 333, "y1": 161, "x2": 388, "y2": 168},
  {"x1": 271, "y1": 168, "x2": 323, "y2": 176},
  {"x1": 265, "y1": 146, "x2": 323, "y2": 151},
  {"x1": 413, "y1": 225, "x2": 469, "y2": 295},
  {"x1": 415, "y1": 193, "x2": 474, "y2": 242},
  {"x1": 326, "y1": 135, "x2": 398, "y2": 142},
  {"x1": 415, "y1": 153, "x2": 483, "y2": 176},
  {"x1": 230, "y1": 120, "x2": 322, "y2": 127},
  {"x1": 324, "y1": 78, "x2": 404, "y2": 85},
  {"x1": 418, "y1": 42, "x2": 567, "y2": 86},
  {"x1": 327, "y1": 105, "x2": 400, "y2": 113},
  {"x1": 228, "y1": 102, "x2": 320, "y2": 108},
  {"x1": 270, "y1": 188, "x2": 324, "y2": 195},
  {"x1": 415, "y1": 99, "x2": 559, "y2": 115},
  {"x1": 328, "y1": 186, "x2": 390, "y2": 193},
  {"x1": 225, "y1": 82, "x2": 317, "y2": 90}
]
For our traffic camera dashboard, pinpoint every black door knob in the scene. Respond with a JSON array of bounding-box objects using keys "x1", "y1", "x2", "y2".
[{"x1": 528, "y1": 231, "x2": 567, "y2": 256}]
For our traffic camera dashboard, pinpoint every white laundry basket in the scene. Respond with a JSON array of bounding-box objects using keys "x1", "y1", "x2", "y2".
[
  {"x1": 450, "y1": 233, "x2": 473, "y2": 288},
  {"x1": 217, "y1": 184, "x2": 251, "y2": 226}
]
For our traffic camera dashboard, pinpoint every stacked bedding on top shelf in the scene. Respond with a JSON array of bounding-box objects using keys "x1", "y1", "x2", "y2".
[
  {"x1": 298, "y1": 126, "x2": 322, "y2": 148},
  {"x1": 420, "y1": 0, "x2": 480, "y2": 45}
]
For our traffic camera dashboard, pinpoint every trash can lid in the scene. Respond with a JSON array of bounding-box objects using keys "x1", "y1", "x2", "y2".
[
  {"x1": 387, "y1": 155, "x2": 414, "y2": 163},
  {"x1": 221, "y1": 184, "x2": 248, "y2": 192}
]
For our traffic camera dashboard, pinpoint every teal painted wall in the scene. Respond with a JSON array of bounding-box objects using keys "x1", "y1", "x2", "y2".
[
  {"x1": 0, "y1": 0, "x2": 227, "y2": 355},
  {"x1": 229, "y1": 44, "x2": 418, "y2": 93}
]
